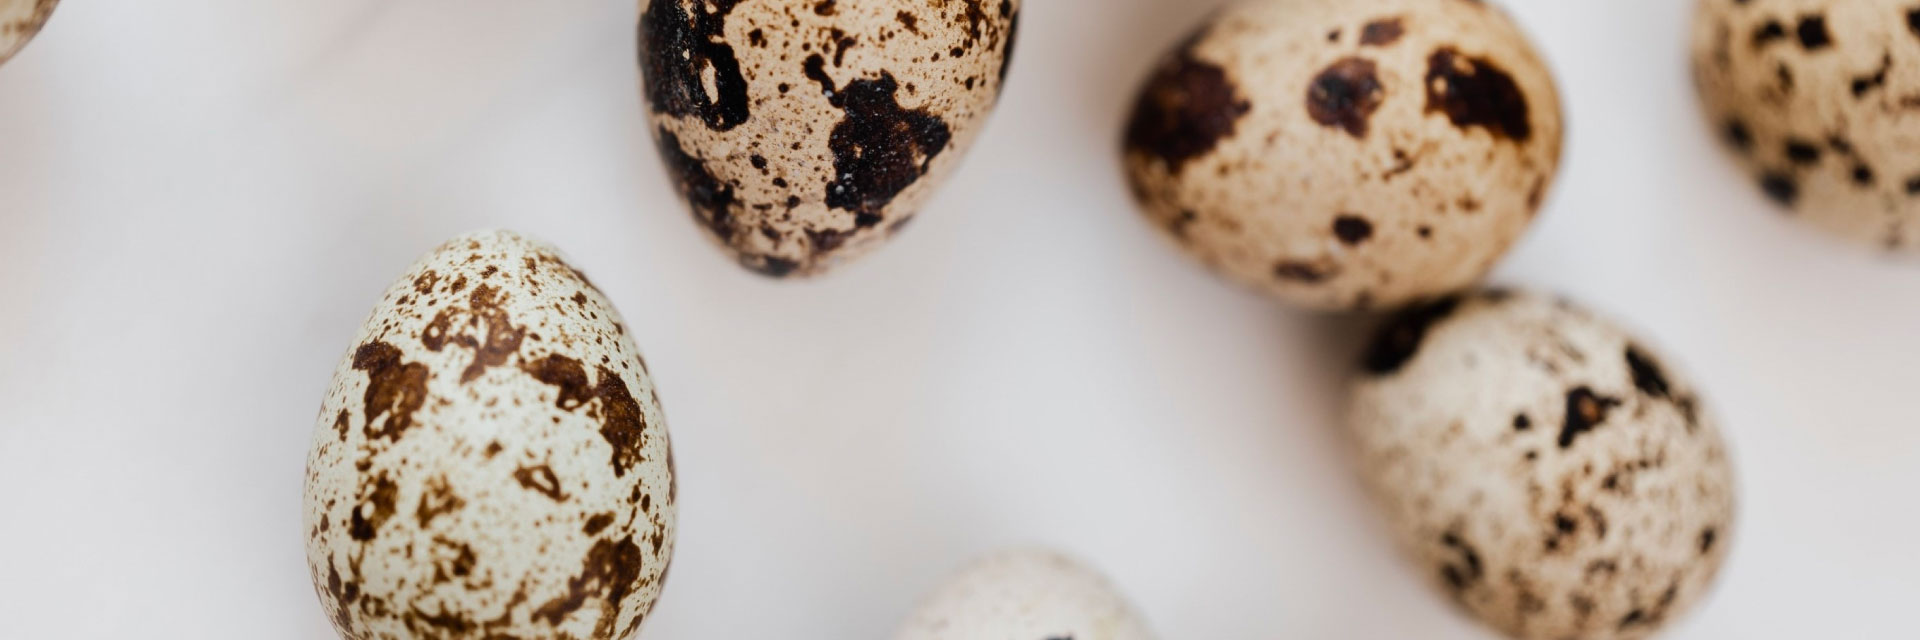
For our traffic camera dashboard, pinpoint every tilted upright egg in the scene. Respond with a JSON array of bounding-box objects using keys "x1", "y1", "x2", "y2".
[
  {"x1": 304, "y1": 230, "x2": 676, "y2": 639},
  {"x1": 0, "y1": 0, "x2": 58, "y2": 66},
  {"x1": 1692, "y1": 0, "x2": 1920, "y2": 251},
  {"x1": 1349, "y1": 291, "x2": 1736, "y2": 640},
  {"x1": 896, "y1": 549, "x2": 1156, "y2": 640},
  {"x1": 639, "y1": 0, "x2": 1021, "y2": 277},
  {"x1": 1122, "y1": 0, "x2": 1563, "y2": 310}
]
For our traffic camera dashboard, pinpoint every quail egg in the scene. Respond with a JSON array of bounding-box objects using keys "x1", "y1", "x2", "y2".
[
  {"x1": 640, "y1": 0, "x2": 1021, "y2": 277},
  {"x1": 896, "y1": 549, "x2": 1156, "y2": 640},
  {"x1": 1349, "y1": 290, "x2": 1736, "y2": 639},
  {"x1": 1692, "y1": 0, "x2": 1920, "y2": 250},
  {"x1": 304, "y1": 230, "x2": 676, "y2": 639},
  {"x1": 1123, "y1": 0, "x2": 1563, "y2": 310}
]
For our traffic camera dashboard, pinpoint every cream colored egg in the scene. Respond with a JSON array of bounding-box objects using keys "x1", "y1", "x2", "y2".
[
  {"x1": 304, "y1": 230, "x2": 676, "y2": 640},
  {"x1": 0, "y1": 0, "x2": 57, "y2": 65},
  {"x1": 1350, "y1": 291, "x2": 1735, "y2": 640},
  {"x1": 896, "y1": 549, "x2": 1155, "y2": 640},
  {"x1": 639, "y1": 0, "x2": 1021, "y2": 277},
  {"x1": 1692, "y1": 0, "x2": 1920, "y2": 250},
  {"x1": 1123, "y1": 0, "x2": 1562, "y2": 310}
]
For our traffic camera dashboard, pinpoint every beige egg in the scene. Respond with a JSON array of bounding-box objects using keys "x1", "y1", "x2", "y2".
[
  {"x1": 1122, "y1": 0, "x2": 1562, "y2": 310},
  {"x1": 304, "y1": 230, "x2": 676, "y2": 640},
  {"x1": 1692, "y1": 0, "x2": 1920, "y2": 251},
  {"x1": 639, "y1": 0, "x2": 1021, "y2": 277},
  {"x1": 1350, "y1": 291, "x2": 1735, "y2": 640},
  {"x1": 0, "y1": 0, "x2": 57, "y2": 65},
  {"x1": 896, "y1": 549, "x2": 1156, "y2": 640}
]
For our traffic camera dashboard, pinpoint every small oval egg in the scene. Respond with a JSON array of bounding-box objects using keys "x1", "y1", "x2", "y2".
[
  {"x1": 0, "y1": 0, "x2": 58, "y2": 65},
  {"x1": 304, "y1": 230, "x2": 676, "y2": 640},
  {"x1": 639, "y1": 0, "x2": 1022, "y2": 278},
  {"x1": 1122, "y1": 0, "x2": 1563, "y2": 310},
  {"x1": 896, "y1": 549, "x2": 1156, "y2": 640},
  {"x1": 1692, "y1": 0, "x2": 1920, "y2": 251},
  {"x1": 1349, "y1": 291, "x2": 1736, "y2": 640}
]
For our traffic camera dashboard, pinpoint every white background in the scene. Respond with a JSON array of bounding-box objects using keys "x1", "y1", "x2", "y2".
[{"x1": 1, "y1": 0, "x2": 1915, "y2": 638}]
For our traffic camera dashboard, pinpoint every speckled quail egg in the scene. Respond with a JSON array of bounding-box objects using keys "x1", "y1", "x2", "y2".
[
  {"x1": 304, "y1": 230, "x2": 676, "y2": 640},
  {"x1": 0, "y1": 0, "x2": 57, "y2": 65},
  {"x1": 1692, "y1": 0, "x2": 1920, "y2": 251},
  {"x1": 1349, "y1": 291, "x2": 1736, "y2": 640},
  {"x1": 1122, "y1": 0, "x2": 1563, "y2": 310},
  {"x1": 640, "y1": 0, "x2": 1021, "y2": 278},
  {"x1": 896, "y1": 549, "x2": 1156, "y2": 640}
]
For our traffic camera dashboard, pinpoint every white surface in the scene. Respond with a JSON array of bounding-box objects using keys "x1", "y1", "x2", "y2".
[{"x1": 0, "y1": 1, "x2": 1914, "y2": 638}]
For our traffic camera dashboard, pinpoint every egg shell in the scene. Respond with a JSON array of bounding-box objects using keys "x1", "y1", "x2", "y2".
[
  {"x1": 1122, "y1": 0, "x2": 1563, "y2": 310},
  {"x1": 639, "y1": 0, "x2": 1021, "y2": 278},
  {"x1": 896, "y1": 549, "x2": 1156, "y2": 640},
  {"x1": 1349, "y1": 291, "x2": 1735, "y2": 640},
  {"x1": 0, "y1": 0, "x2": 57, "y2": 65},
  {"x1": 1692, "y1": 0, "x2": 1920, "y2": 251},
  {"x1": 303, "y1": 230, "x2": 676, "y2": 640}
]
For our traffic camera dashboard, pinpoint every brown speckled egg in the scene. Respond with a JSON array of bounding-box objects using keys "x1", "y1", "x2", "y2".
[
  {"x1": 1122, "y1": 0, "x2": 1563, "y2": 311},
  {"x1": 0, "y1": 0, "x2": 57, "y2": 65},
  {"x1": 896, "y1": 549, "x2": 1156, "y2": 640},
  {"x1": 1692, "y1": 0, "x2": 1920, "y2": 251},
  {"x1": 1349, "y1": 291, "x2": 1735, "y2": 640},
  {"x1": 303, "y1": 230, "x2": 676, "y2": 640},
  {"x1": 639, "y1": 0, "x2": 1021, "y2": 278}
]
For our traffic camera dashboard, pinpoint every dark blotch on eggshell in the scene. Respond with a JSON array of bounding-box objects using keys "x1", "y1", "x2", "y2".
[
  {"x1": 1363, "y1": 295, "x2": 1464, "y2": 375},
  {"x1": 1425, "y1": 47, "x2": 1532, "y2": 142},
  {"x1": 1308, "y1": 57, "x2": 1386, "y2": 138},
  {"x1": 639, "y1": 0, "x2": 751, "y2": 131},
  {"x1": 1124, "y1": 29, "x2": 1251, "y2": 174}
]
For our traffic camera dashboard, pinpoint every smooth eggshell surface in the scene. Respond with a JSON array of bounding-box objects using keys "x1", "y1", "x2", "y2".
[
  {"x1": 1350, "y1": 291, "x2": 1735, "y2": 640},
  {"x1": 896, "y1": 549, "x2": 1156, "y2": 640},
  {"x1": 1123, "y1": 0, "x2": 1562, "y2": 310},
  {"x1": 640, "y1": 0, "x2": 1021, "y2": 277},
  {"x1": 303, "y1": 230, "x2": 676, "y2": 640},
  {"x1": 1692, "y1": 0, "x2": 1920, "y2": 251},
  {"x1": 0, "y1": 0, "x2": 57, "y2": 65}
]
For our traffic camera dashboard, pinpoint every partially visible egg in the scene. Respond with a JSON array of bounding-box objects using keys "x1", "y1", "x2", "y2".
[
  {"x1": 0, "y1": 0, "x2": 57, "y2": 65},
  {"x1": 1122, "y1": 0, "x2": 1562, "y2": 310},
  {"x1": 639, "y1": 0, "x2": 1021, "y2": 277},
  {"x1": 1692, "y1": 0, "x2": 1920, "y2": 250},
  {"x1": 896, "y1": 549, "x2": 1156, "y2": 640},
  {"x1": 1349, "y1": 291, "x2": 1736, "y2": 640},
  {"x1": 304, "y1": 230, "x2": 676, "y2": 639}
]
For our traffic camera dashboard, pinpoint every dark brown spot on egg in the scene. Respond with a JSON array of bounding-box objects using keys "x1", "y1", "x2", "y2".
[
  {"x1": 1332, "y1": 215, "x2": 1374, "y2": 245},
  {"x1": 1752, "y1": 19, "x2": 1786, "y2": 49},
  {"x1": 653, "y1": 128, "x2": 739, "y2": 242},
  {"x1": 414, "y1": 475, "x2": 465, "y2": 528},
  {"x1": 583, "y1": 513, "x2": 617, "y2": 536},
  {"x1": 1558, "y1": 386, "x2": 1622, "y2": 449},
  {"x1": 802, "y1": 58, "x2": 954, "y2": 224},
  {"x1": 638, "y1": 0, "x2": 750, "y2": 131},
  {"x1": 1363, "y1": 295, "x2": 1463, "y2": 375},
  {"x1": 420, "y1": 284, "x2": 527, "y2": 384},
  {"x1": 1360, "y1": 18, "x2": 1404, "y2": 46},
  {"x1": 348, "y1": 472, "x2": 398, "y2": 542},
  {"x1": 1124, "y1": 28, "x2": 1251, "y2": 174},
  {"x1": 1274, "y1": 260, "x2": 1335, "y2": 283},
  {"x1": 1723, "y1": 118, "x2": 1753, "y2": 153},
  {"x1": 1439, "y1": 531, "x2": 1484, "y2": 593},
  {"x1": 1760, "y1": 171, "x2": 1799, "y2": 206},
  {"x1": 351, "y1": 342, "x2": 429, "y2": 442},
  {"x1": 1425, "y1": 47, "x2": 1532, "y2": 142},
  {"x1": 1797, "y1": 15, "x2": 1830, "y2": 50},
  {"x1": 1308, "y1": 57, "x2": 1385, "y2": 138},
  {"x1": 513, "y1": 464, "x2": 570, "y2": 502},
  {"x1": 532, "y1": 536, "x2": 646, "y2": 637},
  {"x1": 1624, "y1": 345, "x2": 1672, "y2": 400},
  {"x1": 523, "y1": 354, "x2": 656, "y2": 478}
]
